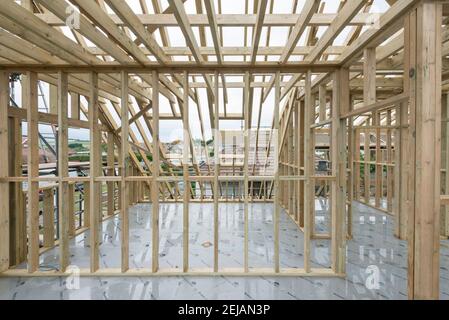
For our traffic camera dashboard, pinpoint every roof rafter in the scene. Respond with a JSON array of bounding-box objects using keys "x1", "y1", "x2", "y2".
[
  {"x1": 35, "y1": 0, "x2": 131, "y2": 64},
  {"x1": 69, "y1": 0, "x2": 148, "y2": 64},
  {"x1": 280, "y1": 0, "x2": 320, "y2": 64},
  {"x1": 104, "y1": 0, "x2": 169, "y2": 64},
  {"x1": 250, "y1": 0, "x2": 268, "y2": 64},
  {"x1": 304, "y1": 0, "x2": 366, "y2": 63},
  {"x1": 339, "y1": 0, "x2": 418, "y2": 66},
  {"x1": 197, "y1": 0, "x2": 228, "y2": 112},
  {"x1": 168, "y1": 0, "x2": 203, "y2": 63},
  {"x1": 167, "y1": 0, "x2": 215, "y2": 99},
  {"x1": 0, "y1": 0, "x2": 98, "y2": 65},
  {"x1": 204, "y1": 0, "x2": 223, "y2": 64}
]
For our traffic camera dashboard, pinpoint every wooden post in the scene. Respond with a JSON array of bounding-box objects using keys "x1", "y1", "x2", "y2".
[
  {"x1": 243, "y1": 72, "x2": 250, "y2": 272},
  {"x1": 331, "y1": 68, "x2": 349, "y2": 275},
  {"x1": 395, "y1": 99, "x2": 410, "y2": 240},
  {"x1": 70, "y1": 92, "x2": 80, "y2": 120},
  {"x1": 182, "y1": 71, "x2": 190, "y2": 272},
  {"x1": 151, "y1": 70, "x2": 160, "y2": 273},
  {"x1": 363, "y1": 48, "x2": 377, "y2": 206},
  {"x1": 406, "y1": 1, "x2": 442, "y2": 300},
  {"x1": 68, "y1": 183, "x2": 75, "y2": 237},
  {"x1": 133, "y1": 166, "x2": 138, "y2": 204},
  {"x1": 281, "y1": 115, "x2": 286, "y2": 210},
  {"x1": 128, "y1": 163, "x2": 133, "y2": 206},
  {"x1": 319, "y1": 84, "x2": 326, "y2": 122},
  {"x1": 386, "y1": 110, "x2": 393, "y2": 213},
  {"x1": 442, "y1": 94, "x2": 449, "y2": 238},
  {"x1": 347, "y1": 95, "x2": 354, "y2": 238},
  {"x1": 318, "y1": 84, "x2": 327, "y2": 218},
  {"x1": 83, "y1": 182, "x2": 90, "y2": 228},
  {"x1": 310, "y1": 96, "x2": 316, "y2": 236},
  {"x1": 26, "y1": 71, "x2": 39, "y2": 273},
  {"x1": 273, "y1": 71, "x2": 280, "y2": 273},
  {"x1": 395, "y1": 10, "x2": 416, "y2": 241},
  {"x1": 136, "y1": 167, "x2": 142, "y2": 202},
  {"x1": 393, "y1": 103, "x2": 404, "y2": 237},
  {"x1": 9, "y1": 115, "x2": 26, "y2": 266},
  {"x1": 294, "y1": 99, "x2": 300, "y2": 223},
  {"x1": 364, "y1": 128, "x2": 370, "y2": 203},
  {"x1": 0, "y1": 71, "x2": 9, "y2": 272},
  {"x1": 287, "y1": 111, "x2": 294, "y2": 218},
  {"x1": 89, "y1": 71, "x2": 101, "y2": 273},
  {"x1": 375, "y1": 116, "x2": 382, "y2": 208},
  {"x1": 213, "y1": 71, "x2": 219, "y2": 272},
  {"x1": 303, "y1": 71, "x2": 312, "y2": 273},
  {"x1": 49, "y1": 84, "x2": 57, "y2": 114},
  {"x1": 117, "y1": 160, "x2": 122, "y2": 212},
  {"x1": 57, "y1": 71, "x2": 69, "y2": 271},
  {"x1": 120, "y1": 71, "x2": 129, "y2": 272},
  {"x1": 107, "y1": 131, "x2": 115, "y2": 216},
  {"x1": 354, "y1": 129, "x2": 361, "y2": 201},
  {"x1": 299, "y1": 99, "x2": 305, "y2": 228}
]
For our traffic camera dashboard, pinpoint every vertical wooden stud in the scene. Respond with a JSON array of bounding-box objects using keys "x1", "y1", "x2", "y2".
[
  {"x1": 407, "y1": 1, "x2": 442, "y2": 300},
  {"x1": 49, "y1": 84, "x2": 57, "y2": 114},
  {"x1": 393, "y1": 103, "x2": 403, "y2": 238},
  {"x1": 354, "y1": 128, "x2": 361, "y2": 201},
  {"x1": 68, "y1": 183, "x2": 75, "y2": 236},
  {"x1": 442, "y1": 94, "x2": 449, "y2": 237},
  {"x1": 89, "y1": 71, "x2": 100, "y2": 273},
  {"x1": 331, "y1": 68, "x2": 349, "y2": 275},
  {"x1": 0, "y1": 71, "x2": 9, "y2": 272},
  {"x1": 26, "y1": 71, "x2": 39, "y2": 273},
  {"x1": 70, "y1": 92, "x2": 80, "y2": 120},
  {"x1": 299, "y1": 99, "x2": 305, "y2": 228},
  {"x1": 9, "y1": 115, "x2": 26, "y2": 266},
  {"x1": 274, "y1": 71, "x2": 280, "y2": 273},
  {"x1": 363, "y1": 48, "x2": 376, "y2": 205},
  {"x1": 243, "y1": 72, "x2": 250, "y2": 272},
  {"x1": 107, "y1": 131, "x2": 115, "y2": 217},
  {"x1": 303, "y1": 71, "x2": 312, "y2": 273},
  {"x1": 182, "y1": 71, "x2": 190, "y2": 272},
  {"x1": 151, "y1": 71, "x2": 160, "y2": 273},
  {"x1": 42, "y1": 189, "x2": 54, "y2": 248},
  {"x1": 386, "y1": 110, "x2": 393, "y2": 213},
  {"x1": 120, "y1": 71, "x2": 129, "y2": 272},
  {"x1": 319, "y1": 84, "x2": 326, "y2": 122},
  {"x1": 213, "y1": 71, "x2": 219, "y2": 272},
  {"x1": 83, "y1": 182, "x2": 90, "y2": 228}
]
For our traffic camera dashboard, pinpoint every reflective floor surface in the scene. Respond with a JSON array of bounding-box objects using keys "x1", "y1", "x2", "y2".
[{"x1": 0, "y1": 201, "x2": 448, "y2": 300}]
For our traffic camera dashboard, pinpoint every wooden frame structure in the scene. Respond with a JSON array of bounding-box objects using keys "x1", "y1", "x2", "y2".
[{"x1": 0, "y1": 0, "x2": 447, "y2": 300}]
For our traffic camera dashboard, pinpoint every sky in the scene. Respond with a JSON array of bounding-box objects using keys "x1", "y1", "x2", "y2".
[{"x1": 16, "y1": 0, "x2": 390, "y2": 143}]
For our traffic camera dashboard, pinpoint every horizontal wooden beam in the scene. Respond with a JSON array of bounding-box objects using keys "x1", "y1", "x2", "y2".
[
  {"x1": 0, "y1": 62, "x2": 339, "y2": 73},
  {"x1": 136, "y1": 77, "x2": 403, "y2": 89},
  {"x1": 7, "y1": 106, "x2": 107, "y2": 130},
  {"x1": 87, "y1": 45, "x2": 347, "y2": 57},
  {"x1": 35, "y1": 12, "x2": 382, "y2": 27},
  {"x1": 340, "y1": 93, "x2": 409, "y2": 119}
]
